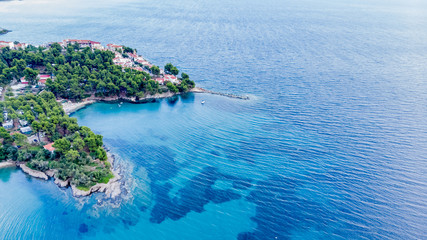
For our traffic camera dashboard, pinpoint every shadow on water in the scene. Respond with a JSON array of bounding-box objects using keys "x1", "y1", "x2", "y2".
[
  {"x1": 0, "y1": 168, "x2": 15, "y2": 182},
  {"x1": 180, "y1": 92, "x2": 195, "y2": 102},
  {"x1": 166, "y1": 95, "x2": 179, "y2": 106}
]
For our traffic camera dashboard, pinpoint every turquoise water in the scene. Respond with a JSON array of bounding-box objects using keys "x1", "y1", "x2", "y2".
[{"x1": 1, "y1": 0, "x2": 427, "y2": 239}]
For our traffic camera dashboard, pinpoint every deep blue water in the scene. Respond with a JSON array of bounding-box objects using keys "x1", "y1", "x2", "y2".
[{"x1": 1, "y1": 0, "x2": 427, "y2": 239}]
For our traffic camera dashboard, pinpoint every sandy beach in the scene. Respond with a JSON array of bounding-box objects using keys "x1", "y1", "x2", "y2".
[{"x1": 62, "y1": 99, "x2": 96, "y2": 115}]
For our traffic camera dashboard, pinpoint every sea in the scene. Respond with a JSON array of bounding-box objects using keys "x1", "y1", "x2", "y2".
[{"x1": 1, "y1": 0, "x2": 427, "y2": 239}]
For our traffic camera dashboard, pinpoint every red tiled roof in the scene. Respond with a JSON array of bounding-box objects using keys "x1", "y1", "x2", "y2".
[
  {"x1": 43, "y1": 143, "x2": 55, "y2": 152},
  {"x1": 107, "y1": 44, "x2": 122, "y2": 48}
]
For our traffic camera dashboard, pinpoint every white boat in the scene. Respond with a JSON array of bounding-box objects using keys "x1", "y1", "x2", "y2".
[{"x1": 201, "y1": 100, "x2": 205, "y2": 104}]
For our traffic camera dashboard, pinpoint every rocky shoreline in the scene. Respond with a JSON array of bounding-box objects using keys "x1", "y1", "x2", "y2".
[
  {"x1": 19, "y1": 163, "x2": 48, "y2": 180},
  {"x1": 70, "y1": 151, "x2": 122, "y2": 198},
  {"x1": 0, "y1": 151, "x2": 122, "y2": 200}
]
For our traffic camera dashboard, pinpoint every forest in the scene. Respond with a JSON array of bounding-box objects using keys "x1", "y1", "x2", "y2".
[{"x1": 0, "y1": 92, "x2": 112, "y2": 189}]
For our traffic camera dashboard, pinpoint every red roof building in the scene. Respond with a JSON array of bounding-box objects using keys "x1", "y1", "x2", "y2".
[
  {"x1": 43, "y1": 143, "x2": 55, "y2": 152},
  {"x1": 20, "y1": 77, "x2": 29, "y2": 84},
  {"x1": 106, "y1": 44, "x2": 123, "y2": 51},
  {"x1": 63, "y1": 39, "x2": 101, "y2": 48}
]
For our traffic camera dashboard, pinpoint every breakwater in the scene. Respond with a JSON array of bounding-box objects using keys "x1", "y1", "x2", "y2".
[{"x1": 190, "y1": 87, "x2": 250, "y2": 100}]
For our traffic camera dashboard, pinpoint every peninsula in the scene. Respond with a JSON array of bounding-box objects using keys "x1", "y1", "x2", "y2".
[{"x1": 0, "y1": 39, "x2": 196, "y2": 198}]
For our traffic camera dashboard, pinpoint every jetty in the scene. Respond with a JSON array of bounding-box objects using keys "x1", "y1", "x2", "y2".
[{"x1": 191, "y1": 87, "x2": 249, "y2": 100}]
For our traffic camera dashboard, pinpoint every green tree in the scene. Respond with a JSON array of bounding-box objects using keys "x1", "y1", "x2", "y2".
[
  {"x1": 23, "y1": 68, "x2": 39, "y2": 85},
  {"x1": 150, "y1": 65, "x2": 160, "y2": 75},
  {"x1": 170, "y1": 66, "x2": 179, "y2": 76},
  {"x1": 72, "y1": 136, "x2": 85, "y2": 151},
  {"x1": 53, "y1": 138, "x2": 71, "y2": 154},
  {"x1": 164, "y1": 63, "x2": 173, "y2": 74},
  {"x1": 13, "y1": 132, "x2": 27, "y2": 147},
  {"x1": 31, "y1": 121, "x2": 42, "y2": 142},
  {"x1": 65, "y1": 149, "x2": 80, "y2": 162}
]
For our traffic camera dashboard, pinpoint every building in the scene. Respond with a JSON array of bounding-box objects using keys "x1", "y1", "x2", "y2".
[
  {"x1": 164, "y1": 74, "x2": 179, "y2": 84},
  {"x1": 14, "y1": 43, "x2": 28, "y2": 49},
  {"x1": 20, "y1": 74, "x2": 53, "y2": 86},
  {"x1": 0, "y1": 41, "x2": 14, "y2": 49},
  {"x1": 106, "y1": 44, "x2": 123, "y2": 52},
  {"x1": 20, "y1": 126, "x2": 32, "y2": 134},
  {"x1": 3, "y1": 120, "x2": 13, "y2": 129},
  {"x1": 37, "y1": 74, "x2": 52, "y2": 86},
  {"x1": 20, "y1": 77, "x2": 29, "y2": 84},
  {"x1": 153, "y1": 77, "x2": 165, "y2": 85},
  {"x1": 19, "y1": 119, "x2": 28, "y2": 127},
  {"x1": 63, "y1": 39, "x2": 101, "y2": 49},
  {"x1": 43, "y1": 143, "x2": 55, "y2": 153}
]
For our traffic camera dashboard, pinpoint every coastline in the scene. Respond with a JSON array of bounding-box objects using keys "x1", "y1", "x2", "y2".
[
  {"x1": 63, "y1": 87, "x2": 248, "y2": 115},
  {"x1": 70, "y1": 150, "x2": 122, "y2": 198},
  {"x1": 0, "y1": 152, "x2": 122, "y2": 199}
]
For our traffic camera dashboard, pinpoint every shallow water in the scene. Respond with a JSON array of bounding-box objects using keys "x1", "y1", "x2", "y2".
[{"x1": 1, "y1": 0, "x2": 427, "y2": 239}]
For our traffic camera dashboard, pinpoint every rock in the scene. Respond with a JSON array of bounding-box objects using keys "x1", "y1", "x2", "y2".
[
  {"x1": 71, "y1": 185, "x2": 92, "y2": 197},
  {"x1": 0, "y1": 161, "x2": 16, "y2": 169},
  {"x1": 45, "y1": 169, "x2": 55, "y2": 177},
  {"x1": 54, "y1": 177, "x2": 70, "y2": 188},
  {"x1": 70, "y1": 151, "x2": 122, "y2": 199},
  {"x1": 105, "y1": 180, "x2": 121, "y2": 199},
  {"x1": 19, "y1": 164, "x2": 48, "y2": 180}
]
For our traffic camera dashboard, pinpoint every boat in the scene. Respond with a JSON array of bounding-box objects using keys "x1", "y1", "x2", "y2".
[{"x1": 201, "y1": 100, "x2": 205, "y2": 104}]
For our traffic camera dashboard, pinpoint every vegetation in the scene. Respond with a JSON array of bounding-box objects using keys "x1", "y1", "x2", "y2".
[
  {"x1": 0, "y1": 92, "x2": 112, "y2": 189},
  {"x1": 0, "y1": 28, "x2": 10, "y2": 35},
  {"x1": 0, "y1": 43, "x2": 194, "y2": 100},
  {"x1": 0, "y1": 41, "x2": 196, "y2": 191}
]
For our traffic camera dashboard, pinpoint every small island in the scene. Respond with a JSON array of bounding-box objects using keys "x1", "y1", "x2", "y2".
[
  {"x1": 0, "y1": 28, "x2": 11, "y2": 35},
  {"x1": 0, "y1": 39, "x2": 197, "y2": 198}
]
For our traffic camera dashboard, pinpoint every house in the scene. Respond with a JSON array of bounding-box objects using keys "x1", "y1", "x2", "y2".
[
  {"x1": 132, "y1": 67, "x2": 144, "y2": 72},
  {"x1": 43, "y1": 143, "x2": 55, "y2": 153},
  {"x1": 0, "y1": 41, "x2": 14, "y2": 49},
  {"x1": 164, "y1": 74, "x2": 178, "y2": 84},
  {"x1": 106, "y1": 44, "x2": 123, "y2": 52},
  {"x1": 14, "y1": 43, "x2": 28, "y2": 50},
  {"x1": 153, "y1": 77, "x2": 165, "y2": 85},
  {"x1": 19, "y1": 119, "x2": 28, "y2": 127},
  {"x1": 20, "y1": 126, "x2": 32, "y2": 134},
  {"x1": 37, "y1": 74, "x2": 52, "y2": 86},
  {"x1": 63, "y1": 39, "x2": 101, "y2": 49},
  {"x1": 20, "y1": 76, "x2": 29, "y2": 84},
  {"x1": 21, "y1": 74, "x2": 53, "y2": 86},
  {"x1": 3, "y1": 120, "x2": 13, "y2": 129}
]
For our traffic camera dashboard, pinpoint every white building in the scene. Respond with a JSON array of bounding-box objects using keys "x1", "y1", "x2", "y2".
[{"x1": 3, "y1": 120, "x2": 13, "y2": 129}]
